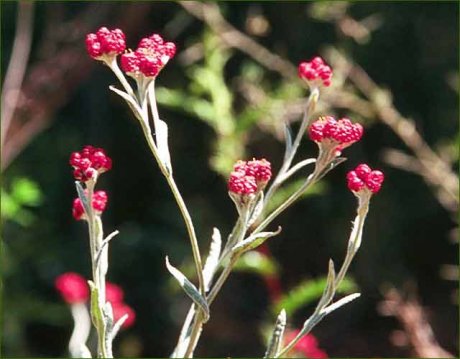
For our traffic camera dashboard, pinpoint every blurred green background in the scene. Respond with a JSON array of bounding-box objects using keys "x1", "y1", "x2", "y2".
[{"x1": 1, "y1": 2, "x2": 458, "y2": 357}]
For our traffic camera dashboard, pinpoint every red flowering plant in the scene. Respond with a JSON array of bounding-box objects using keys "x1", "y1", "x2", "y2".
[{"x1": 56, "y1": 27, "x2": 385, "y2": 358}]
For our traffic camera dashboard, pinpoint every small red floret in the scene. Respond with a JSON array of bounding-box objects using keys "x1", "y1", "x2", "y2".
[
  {"x1": 86, "y1": 27, "x2": 126, "y2": 60},
  {"x1": 347, "y1": 164, "x2": 384, "y2": 194},
  {"x1": 298, "y1": 56, "x2": 333, "y2": 87}
]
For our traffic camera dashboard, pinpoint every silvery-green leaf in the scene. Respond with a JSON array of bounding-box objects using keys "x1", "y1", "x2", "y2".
[
  {"x1": 264, "y1": 309, "x2": 286, "y2": 358},
  {"x1": 156, "y1": 119, "x2": 172, "y2": 175},
  {"x1": 203, "y1": 228, "x2": 222, "y2": 291},
  {"x1": 320, "y1": 293, "x2": 361, "y2": 316},
  {"x1": 315, "y1": 259, "x2": 336, "y2": 311},
  {"x1": 88, "y1": 281, "x2": 104, "y2": 331},
  {"x1": 111, "y1": 314, "x2": 129, "y2": 341},
  {"x1": 231, "y1": 226, "x2": 282, "y2": 255},
  {"x1": 281, "y1": 158, "x2": 317, "y2": 182},
  {"x1": 103, "y1": 301, "x2": 114, "y2": 356},
  {"x1": 109, "y1": 86, "x2": 143, "y2": 121},
  {"x1": 165, "y1": 257, "x2": 210, "y2": 321},
  {"x1": 283, "y1": 123, "x2": 293, "y2": 162},
  {"x1": 247, "y1": 192, "x2": 264, "y2": 227},
  {"x1": 75, "y1": 182, "x2": 90, "y2": 216}
]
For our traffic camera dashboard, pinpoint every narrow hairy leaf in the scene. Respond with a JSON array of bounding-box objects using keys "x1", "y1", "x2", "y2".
[
  {"x1": 318, "y1": 259, "x2": 336, "y2": 308},
  {"x1": 111, "y1": 314, "x2": 129, "y2": 341},
  {"x1": 272, "y1": 276, "x2": 357, "y2": 316},
  {"x1": 75, "y1": 182, "x2": 90, "y2": 217},
  {"x1": 264, "y1": 309, "x2": 287, "y2": 358},
  {"x1": 247, "y1": 192, "x2": 264, "y2": 227},
  {"x1": 109, "y1": 86, "x2": 143, "y2": 120},
  {"x1": 165, "y1": 257, "x2": 210, "y2": 321},
  {"x1": 88, "y1": 281, "x2": 104, "y2": 332},
  {"x1": 203, "y1": 228, "x2": 222, "y2": 291},
  {"x1": 156, "y1": 119, "x2": 172, "y2": 175},
  {"x1": 283, "y1": 123, "x2": 293, "y2": 162},
  {"x1": 232, "y1": 226, "x2": 282, "y2": 255},
  {"x1": 320, "y1": 293, "x2": 361, "y2": 316}
]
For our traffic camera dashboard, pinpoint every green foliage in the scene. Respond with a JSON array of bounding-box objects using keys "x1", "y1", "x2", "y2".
[
  {"x1": 272, "y1": 276, "x2": 358, "y2": 317},
  {"x1": 233, "y1": 250, "x2": 280, "y2": 277},
  {"x1": 1, "y1": 177, "x2": 43, "y2": 226}
]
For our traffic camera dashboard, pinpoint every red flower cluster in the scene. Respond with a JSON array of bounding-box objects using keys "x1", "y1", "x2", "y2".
[
  {"x1": 55, "y1": 272, "x2": 89, "y2": 304},
  {"x1": 309, "y1": 116, "x2": 363, "y2": 154},
  {"x1": 120, "y1": 33, "x2": 176, "y2": 78},
  {"x1": 284, "y1": 330, "x2": 328, "y2": 358},
  {"x1": 70, "y1": 145, "x2": 112, "y2": 182},
  {"x1": 347, "y1": 164, "x2": 384, "y2": 194},
  {"x1": 72, "y1": 190, "x2": 108, "y2": 220},
  {"x1": 228, "y1": 159, "x2": 272, "y2": 195},
  {"x1": 86, "y1": 27, "x2": 126, "y2": 60},
  {"x1": 298, "y1": 57, "x2": 333, "y2": 87},
  {"x1": 106, "y1": 282, "x2": 136, "y2": 329}
]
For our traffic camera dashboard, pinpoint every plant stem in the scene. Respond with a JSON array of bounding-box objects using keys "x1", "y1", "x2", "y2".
[
  {"x1": 85, "y1": 183, "x2": 110, "y2": 358},
  {"x1": 140, "y1": 88, "x2": 206, "y2": 297},
  {"x1": 264, "y1": 87, "x2": 319, "y2": 206},
  {"x1": 275, "y1": 196, "x2": 371, "y2": 358},
  {"x1": 109, "y1": 59, "x2": 135, "y2": 99}
]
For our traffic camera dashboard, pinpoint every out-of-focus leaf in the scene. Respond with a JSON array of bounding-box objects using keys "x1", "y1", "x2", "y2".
[
  {"x1": 11, "y1": 178, "x2": 43, "y2": 206},
  {"x1": 233, "y1": 250, "x2": 280, "y2": 277},
  {"x1": 1, "y1": 177, "x2": 43, "y2": 226},
  {"x1": 272, "y1": 276, "x2": 357, "y2": 316}
]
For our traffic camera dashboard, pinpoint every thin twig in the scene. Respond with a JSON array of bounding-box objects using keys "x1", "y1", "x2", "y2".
[{"x1": 1, "y1": 1, "x2": 35, "y2": 148}]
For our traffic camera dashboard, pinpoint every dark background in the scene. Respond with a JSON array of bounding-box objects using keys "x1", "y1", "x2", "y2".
[{"x1": 1, "y1": 2, "x2": 458, "y2": 357}]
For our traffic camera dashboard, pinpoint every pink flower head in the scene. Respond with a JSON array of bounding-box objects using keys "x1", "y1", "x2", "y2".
[
  {"x1": 106, "y1": 282, "x2": 124, "y2": 304},
  {"x1": 309, "y1": 116, "x2": 363, "y2": 155},
  {"x1": 55, "y1": 272, "x2": 89, "y2": 304},
  {"x1": 228, "y1": 158, "x2": 272, "y2": 196},
  {"x1": 70, "y1": 145, "x2": 112, "y2": 182},
  {"x1": 228, "y1": 171, "x2": 258, "y2": 195},
  {"x1": 347, "y1": 164, "x2": 384, "y2": 194},
  {"x1": 111, "y1": 302, "x2": 136, "y2": 329},
  {"x1": 298, "y1": 56, "x2": 333, "y2": 87},
  {"x1": 120, "y1": 33, "x2": 176, "y2": 79},
  {"x1": 86, "y1": 27, "x2": 126, "y2": 60},
  {"x1": 284, "y1": 330, "x2": 328, "y2": 358},
  {"x1": 72, "y1": 190, "x2": 108, "y2": 220}
]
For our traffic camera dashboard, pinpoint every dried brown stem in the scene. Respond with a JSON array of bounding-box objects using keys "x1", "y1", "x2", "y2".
[
  {"x1": 380, "y1": 288, "x2": 454, "y2": 358},
  {"x1": 1, "y1": 1, "x2": 35, "y2": 149}
]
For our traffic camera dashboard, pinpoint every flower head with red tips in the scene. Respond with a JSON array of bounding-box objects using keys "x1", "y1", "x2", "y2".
[
  {"x1": 120, "y1": 33, "x2": 176, "y2": 79},
  {"x1": 309, "y1": 116, "x2": 363, "y2": 156},
  {"x1": 70, "y1": 145, "x2": 112, "y2": 182},
  {"x1": 298, "y1": 56, "x2": 333, "y2": 88},
  {"x1": 86, "y1": 27, "x2": 126, "y2": 61},
  {"x1": 347, "y1": 164, "x2": 384, "y2": 194},
  {"x1": 55, "y1": 272, "x2": 89, "y2": 304},
  {"x1": 72, "y1": 190, "x2": 108, "y2": 220},
  {"x1": 228, "y1": 158, "x2": 272, "y2": 195},
  {"x1": 228, "y1": 158, "x2": 272, "y2": 210}
]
